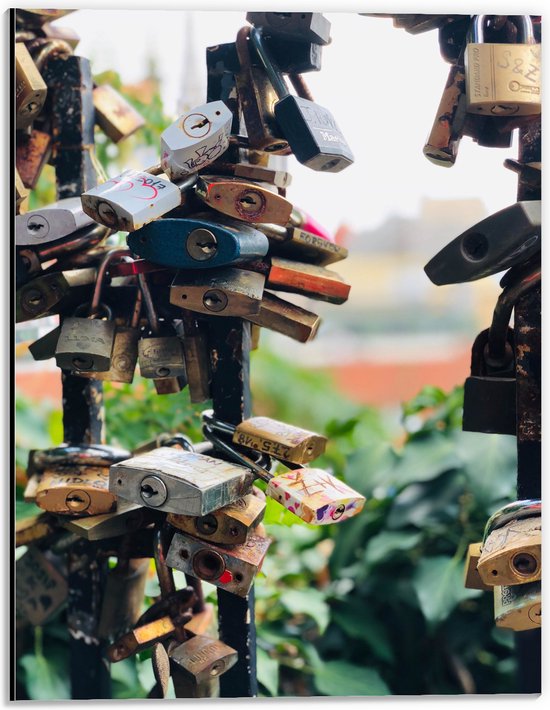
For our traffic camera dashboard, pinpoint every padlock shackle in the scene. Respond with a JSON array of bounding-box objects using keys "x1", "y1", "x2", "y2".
[
  {"x1": 201, "y1": 420, "x2": 272, "y2": 482},
  {"x1": 471, "y1": 14, "x2": 535, "y2": 44},
  {"x1": 90, "y1": 247, "x2": 131, "y2": 317},
  {"x1": 153, "y1": 525, "x2": 177, "y2": 597},
  {"x1": 483, "y1": 499, "x2": 541, "y2": 542},
  {"x1": 249, "y1": 27, "x2": 289, "y2": 99},
  {"x1": 138, "y1": 272, "x2": 160, "y2": 335}
]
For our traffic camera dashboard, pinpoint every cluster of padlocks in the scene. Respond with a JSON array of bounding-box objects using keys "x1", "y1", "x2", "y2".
[
  {"x1": 408, "y1": 14, "x2": 541, "y2": 634},
  {"x1": 16, "y1": 10, "x2": 365, "y2": 697}
]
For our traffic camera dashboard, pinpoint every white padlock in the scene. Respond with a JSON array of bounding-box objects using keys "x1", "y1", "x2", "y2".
[
  {"x1": 81, "y1": 169, "x2": 190, "y2": 232},
  {"x1": 160, "y1": 100, "x2": 233, "y2": 180},
  {"x1": 16, "y1": 197, "x2": 95, "y2": 246}
]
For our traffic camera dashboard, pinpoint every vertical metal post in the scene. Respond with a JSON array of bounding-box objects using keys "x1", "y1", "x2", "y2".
[
  {"x1": 209, "y1": 318, "x2": 257, "y2": 698},
  {"x1": 45, "y1": 54, "x2": 112, "y2": 699},
  {"x1": 514, "y1": 120, "x2": 541, "y2": 693}
]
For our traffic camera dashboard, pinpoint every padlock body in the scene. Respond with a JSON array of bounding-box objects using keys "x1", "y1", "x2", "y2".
[
  {"x1": 55, "y1": 316, "x2": 116, "y2": 372},
  {"x1": 233, "y1": 416, "x2": 327, "y2": 464},
  {"x1": 494, "y1": 581, "x2": 541, "y2": 631},
  {"x1": 138, "y1": 335, "x2": 187, "y2": 380},
  {"x1": 274, "y1": 95, "x2": 354, "y2": 173},
  {"x1": 267, "y1": 468, "x2": 365, "y2": 524},
  {"x1": 35, "y1": 466, "x2": 116, "y2": 516},
  {"x1": 93, "y1": 84, "x2": 145, "y2": 143},
  {"x1": 16, "y1": 547, "x2": 67, "y2": 625},
  {"x1": 166, "y1": 531, "x2": 271, "y2": 597},
  {"x1": 463, "y1": 376, "x2": 516, "y2": 435},
  {"x1": 15, "y1": 43, "x2": 47, "y2": 128},
  {"x1": 465, "y1": 42, "x2": 541, "y2": 116},
  {"x1": 77, "y1": 326, "x2": 139, "y2": 383},
  {"x1": 478, "y1": 516, "x2": 541, "y2": 586},
  {"x1": 169, "y1": 634, "x2": 238, "y2": 684}
]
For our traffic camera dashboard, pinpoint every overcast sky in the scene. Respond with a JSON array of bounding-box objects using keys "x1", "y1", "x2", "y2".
[{"x1": 55, "y1": 9, "x2": 521, "y2": 236}]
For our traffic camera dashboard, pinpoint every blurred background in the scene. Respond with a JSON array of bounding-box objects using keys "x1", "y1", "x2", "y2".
[{"x1": 15, "y1": 9, "x2": 520, "y2": 699}]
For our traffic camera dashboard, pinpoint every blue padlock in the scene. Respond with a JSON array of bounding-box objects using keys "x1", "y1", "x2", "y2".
[{"x1": 127, "y1": 215, "x2": 269, "y2": 269}]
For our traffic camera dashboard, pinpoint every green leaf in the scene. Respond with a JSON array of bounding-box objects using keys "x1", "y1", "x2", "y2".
[
  {"x1": 364, "y1": 530, "x2": 423, "y2": 567},
  {"x1": 279, "y1": 588, "x2": 330, "y2": 634},
  {"x1": 111, "y1": 657, "x2": 147, "y2": 699},
  {"x1": 412, "y1": 555, "x2": 480, "y2": 627},
  {"x1": 331, "y1": 602, "x2": 394, "y2": 663},
  {"x1": 15, "y1": 499, "x2": 43, "y2": 520},
  {"x1": 314, "y1": 660, "x2": 390, "y2": 696},
  {"x1": 390, "y1": 433, "x2": 462, "y2": 489},
  {"x1": 257, "y1": 647, "x2": 279, "y2": 697},
  {"x1": 19, "y1": 653, "x2": 70, "y2": 700}
]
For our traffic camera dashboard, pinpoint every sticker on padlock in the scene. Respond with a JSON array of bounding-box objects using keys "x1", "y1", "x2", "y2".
[
  {"x1": 160, "y1": 100, "x2": 233, "y2": 179},
  {"x1": 465, "y1": 15, "x2": 541, "y2": 116},
  {"x1": 16, "y1": 197, "x2": 95, "y2": 246},
  {"x1": 250, "y1": 28, "x2": 354, "y2": 172},
  {"x1": 109, "y1": 447, "x2": 254, "y2": 516},
  {"x1": 15, "y1": 43, "x2": 47, "y2": 129},
  {"x1": 16, "y1": 546, "x2": 68, "y2": 626},
  {"x1": 35, "y1": 466, "x2": 117, "y2": 516},
  {"x1": 127, "y1": 215, "x2": 269, "y2": 269},
  {"x1": 167, "y1": 493, "x2": 266, "y2": 546},
  {"x1": 245, "y1": 291, "x2": 321, "y2": 343},
  {"x1": 166, "y1": 530, "x2": 271, "y2": 597},
  {"x1": 81, "y1": 169, "x2": 193, "y2": 232},
  {"x1": 246, "y1": 12, "x2": 331, "y2": 45},
  {"x1": 204, "y1": 411, "x2": 327, "y2": 465},
  {"x1": 93, "y1": 84, "x2": 145, "y2": 143},
  {"x1": 170, "y1": 267, "x2": 266, "y2": 318},
  {"x1": 258, "y1": 222, "x2": 348, "y2": 266},
  {"x1": 478, "y1": 500, "x2": 541, "y2": 586},
  {"x1": 494, "y1": 581, "x2": 541, "y2": 631},
  {"x1": 195, "y1": 176, "x2": 293, "y2": 225},
  {"x1": 424, "y1": 201, "x2": 541, "y2": 285}
]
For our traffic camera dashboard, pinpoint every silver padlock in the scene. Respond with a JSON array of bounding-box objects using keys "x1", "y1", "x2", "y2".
[{"x1": 15, "y1": 197, "x2": 95, "y2": 246}]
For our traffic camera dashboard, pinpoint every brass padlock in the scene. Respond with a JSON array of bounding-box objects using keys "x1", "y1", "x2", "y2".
[
  {"x1": 15, "y1": 169, "x2": 29, "y2": 214},
  {"x1": 167, "y1": 493, "x2": 266, "y2": 546},
  {"x1": 108, "y1": 616, "x2": 178, "y2": 662},
  {"x1": 478, "y1": 500, "x2": 541, "y2": 586},
  {"x1": 463, "y1": 542, "x2": 492, "y2": 591},
  {"x1": 93, "y1": 84, "x2": 145, "y2": 143},
  {"x1": 245, "y1": 291, "x2": 321, "y2": 343},
  {"x1": 35, "y1": 466, "x2": 116, "y2": 516},
  {"x1": 166, "y1": 530, "x2": 271, "y2": 598},
  {"x1": 60, "y1": 500, "x2": 161, "y2": 541},
  {"x1": 465, "y1": 15, "x2": 541, "y2": 116},
  {"x1": 16, "y1": 546, "x2": 68, "y2": 626},
  {"x1": 15, "y1": 42, "x2": 47, "y2": 129},
  {"x1": 258, "y1": 222, "x2": 348, "y2": 266},
  {"x1": 16, "y1": 128, "x2": 52, "y2": 189},
  {"x1": 494, "y1": 581, "x2": 541, "y2": 631},
  {"x1": 169, "y1": 635, "x2": 238, "y2": 698},
  {"x1": 180, "y1": 310, "x2": 211, "y2": 403}
]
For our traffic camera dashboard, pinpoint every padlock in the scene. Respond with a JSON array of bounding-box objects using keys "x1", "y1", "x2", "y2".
[
  {"x1": 110, "y1": 447, "x2": 254, "y2": 516},
  {"x1": 15, "y1": 169, "x2": 29, "y2": 214},
  {"x1": 462, "y1": 328, "x2": 516, "y2": 436},
  {"x1": 15, "y1": 513, "x2": 58, "y2": 547},
  {"x1": 16, "y1": 266, "x2": 97, "y2": 323},
  {"x1": 15, "y1": 128, "x2": 52, "y2": 188},
  {"x1": 245, "y1": 291, "x2": 321, "y2": 342},
  {"x1": 160, "y1": 101, "x2": 233, "y2": 179},
  {"x1": 183, "y1": 604, "x2": 215, "y2": 637},
  {"x1": 246, "y1": 12, "x2": 331, "y2": 45},
  {"x1": 204, "y1": 411, "x2": 327, "y2": 465},
  {"x1": 55, "y1": 262, "x2": 116, "y2": 372},
  {"x1": 235, "y1": 26, "x2": 290, "y2": 154},
  {"x1": 494, "y1": 582, "x2": 541, "y2": 631},
  {"x1": 478, "y1": 500, "x2": 541, "y2": 586},
  {"x1": 258, "y1": 222, "x2": 348, "y2": 266},
  {"x1": 289, "y1": 206, "x2": 335, "y2": 243},
  {"x1": 424, "y1": 201, "x2": 541, "y2": 284},
  {"x1": 465, "y1": 15, "x2": 541, "y2": 116},
  {"x1": 93, "y1": 84, "x2": 145, "y2": 143},
  {"x1": 423, "y1": 50, "x2": 468, "y2": 166},
  {"x1": 98, "y1": 551, "x2": 150, "y2": 641},
  {"x1": 180, "y1": 310, "x2": 212, "y2": 403},
  {"x1": 60, "y1": 500, "x2": 162, "y2": 541},
  {"x1": 35, "y1": 466, "x2": 116, "y2": 516},
  {"x1": 127, "y1": 214, "x2": 269, "y2": 269},
  {"x1": 15, "y1": 42, "x2": 47, "y2": 129},
  {"x1": 212, "y1": 161, "x2": 292, "y2": 189},
  {"x1": 167, "y1": 493, "x2": 266, "y2": 546},
  {"x1": 205, "y1": 43, "x2": 240, "y2": 134},
  {"x1": 250, "y1": 28, "x2": 354, "y2": 172},
  {"x1": 202, "y1": 424, "x2": 365, "y2": 525},
  {"x1": 108, "y1": 616, "x2": 179, "y2": 662},
  {"x1": 16, "y1": 546, "x2": 68, "y2": 626},
  {"x1": 463, "y1": 542, "x2": 492, "y2": 591},
  {"x1": 16, "y1": 197, "x2": 95, "y2": 246},
  {"x1": 244, "y1": 256, "x2": 351, "y2": 304},
  {"x1": 23, "y1": 473, "x2": 42, "y2": 503},
  {"x1": 166, "y1": 530, "x2": 271, "y2": 598},
  {"x1": 260, "y1": 36, "x2": 322, "y2": 74},
  {"x1": 170, "y1": 267, "x2": 265, "y2": 317},
  {"x1": 195, "y1": 176, "x2": 293, "y2": 225},
  {"x1": 81, "y1": 169, "x2": 195, "y2": 232},
  {"x1": 169, "y1": 635, "x2": 238, "y2": 698}
]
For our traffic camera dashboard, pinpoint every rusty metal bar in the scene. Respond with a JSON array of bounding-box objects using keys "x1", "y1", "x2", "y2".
[
  {"x1": 513, "y1": 119, "x2": 541, "y2": 693},
  {"x1": 209, "y1": 318, "x2": 257, "y2": 698}
]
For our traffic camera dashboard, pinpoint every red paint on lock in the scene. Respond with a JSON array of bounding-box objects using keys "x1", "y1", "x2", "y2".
[{"x1": 219, "y1": 570, "x2": 233, "y2": 584}]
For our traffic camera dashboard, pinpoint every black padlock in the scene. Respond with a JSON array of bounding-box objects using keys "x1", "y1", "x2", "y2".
[
  {"x1": 246, "y1": 12, "x2": 331, "y2": 45},
  {"x1": 463, "y1": 328, "x2": 516, "y2": 435},
  {"x1": 260, "y1": 35, "x2": 322, "y2": 74},
  {"x1": 249, "y1": 28, "x2": 354, "y2": 173}
]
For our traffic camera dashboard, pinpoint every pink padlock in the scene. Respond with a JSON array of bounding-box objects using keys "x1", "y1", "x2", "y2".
[{"x1": 293, "y1": 207, "x2": 335, "y2": 243}]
